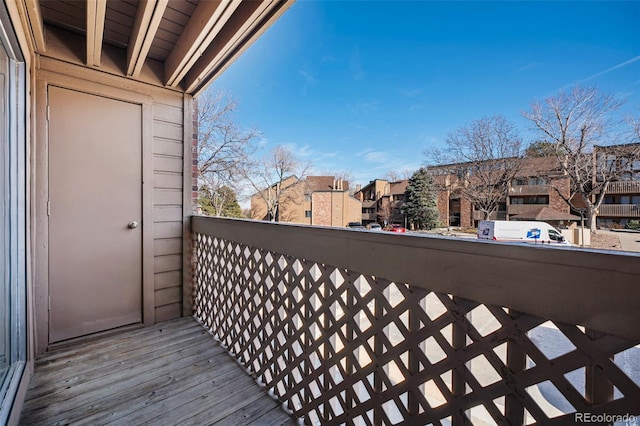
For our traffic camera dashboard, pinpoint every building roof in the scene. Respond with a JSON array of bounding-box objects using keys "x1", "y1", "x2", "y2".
[
  {"x1": 510, "y1": 206, "x2": 581, "y2": 221},
  {"x1": 389, "y1": 180, "x2": 409, "y2": 194},
  {"x1": 306, "y1": 176, "x2": 350, "y2": 192},
  {"x1": 515, "y1": 156, "x2": 563, "y2": 177}
]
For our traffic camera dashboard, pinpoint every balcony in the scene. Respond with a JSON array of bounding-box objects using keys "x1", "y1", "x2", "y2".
[
  {"x1": 472, "y1": 210, "x2": 507, "y2": 220},
  {"x1": 361, "y1": 212, "x2": 377, "y2": 221},
  {"x1": 18, "y1": 216, "x2": 640, "y2": 424},
  {"x1": 362, "y1": 200, "x2": 377, "y2": 208},
  {"x1": 598, "y1": 204, "x2": 640, "y2": 217},
  {"x1": 507, "y1": 204, "x2": 551, "y2": 215},
  {"x1": 605, "y1": 181, "x2": 640, "y2": 194},
  {"x1": 509, "y1": 185, "x2": 551, "y2": 196},
  {"x1": 192, "y1": 216, "x2": 640, "y2": 425},
  {"x1": 19, "y1": 317, "x2": 295, "y2": 424}
]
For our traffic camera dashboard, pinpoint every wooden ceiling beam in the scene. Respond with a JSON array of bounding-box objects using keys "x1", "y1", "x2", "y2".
[
  {"x1": 86, "y1": 0, "x2": 107, "y2": 67},
  {"x1": 164, "y1": 0, "x2": 242, "y2": 88},
  {"x1": 185, "y1": 0, "x2": 293, "y2": 95},
  {"x1": 126, "y1": 0, "x2": 169, "y2": 77},
  {"x1": 23, "y1": 0, "x2": 46, "y2": 53}
]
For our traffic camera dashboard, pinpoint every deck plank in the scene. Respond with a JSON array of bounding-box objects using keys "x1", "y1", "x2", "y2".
[{"x1": 19, "y1": 317, "x2": 296, "y2": 426}]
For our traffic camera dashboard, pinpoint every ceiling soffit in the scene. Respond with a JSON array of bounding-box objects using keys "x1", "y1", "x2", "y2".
[{"x1": 29, "y1": 0, "x2": 293, "y2": 96}]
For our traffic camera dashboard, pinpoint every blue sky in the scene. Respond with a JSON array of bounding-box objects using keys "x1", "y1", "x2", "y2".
[{"x1": 211, "y1": 1, "x2": 640, "y2": 187}]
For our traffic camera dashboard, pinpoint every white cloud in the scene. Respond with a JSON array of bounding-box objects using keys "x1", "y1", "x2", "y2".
[
  {"x1": 363, "y1": 151, "x2": 387, "y2": 163},
  {"x1": 562, "y1": 55, "x2": 640, "y2": 89},
  {"x1": 298, "y1": 69, "x2": 317, "y2": 84}
]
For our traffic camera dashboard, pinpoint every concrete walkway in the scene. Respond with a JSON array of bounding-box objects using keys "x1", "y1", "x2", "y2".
[{"x1": 609, "y1": 229, "x2": 640, "y2": 252}]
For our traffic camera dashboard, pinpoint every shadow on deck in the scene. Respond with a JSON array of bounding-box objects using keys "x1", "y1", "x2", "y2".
[{"x1": 19, "y1": 317, "x2": 297, "y2": 425}]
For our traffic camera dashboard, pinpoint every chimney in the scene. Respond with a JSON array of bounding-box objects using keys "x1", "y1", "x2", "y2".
[{"x1": 356, "y1": 184, "x2": 361, "y2": 192}]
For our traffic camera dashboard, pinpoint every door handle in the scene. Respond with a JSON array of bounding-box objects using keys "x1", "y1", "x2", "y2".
[{"x1": 128, "y1": 221, "x2": 138, "y2": 229}]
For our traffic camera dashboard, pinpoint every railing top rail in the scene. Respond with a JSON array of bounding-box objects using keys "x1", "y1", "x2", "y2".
[{"x1": 192, "y1": 215, "x2": 640, "y2": 340}]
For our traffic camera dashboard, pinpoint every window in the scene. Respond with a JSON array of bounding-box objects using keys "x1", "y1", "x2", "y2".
[
  {"x1": 548, "y1": 229, "x2": 563, "y2": 242},
  {"x1": 529, "y1": 177, "x2": 547, "y2": 185},
  {"x1": 304, "y1": 210, "x2": 311, "y2": 218},
  {"x1": 510, "y1": 196, "x2": 549, "y2": 205},
  {"x1": 0, "y1": 7, "x2": 26, "y2": 423},
  {"x1": 513, "y1": 177, "x2": 548, "y2": 186}
]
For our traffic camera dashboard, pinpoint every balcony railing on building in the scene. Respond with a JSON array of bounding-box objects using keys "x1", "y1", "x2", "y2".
[
  {"x1": 191, "y1": 216, "x2": 640, "y2": 425},
  {"x1": 509, "y1": 185, "x2": 551, "y2": 196},
  {"x1": 604, "y1": 181, "x2": 640, "y2": 195},
  {"x1": 507, "y1": 204, "x2": 549, "y2": 215},
  {"x1": 472, "y1": 211, "x2": 507, "y2": 221},
  {"x1": 598, "y1": 204, "x2": 640, "y2": 217},
  {"x1": 361, "y1": 213, "x2": 377, "y2": 221},
  {"x1": 362, "y1": 200, "x2": 377, "y2": 209}
]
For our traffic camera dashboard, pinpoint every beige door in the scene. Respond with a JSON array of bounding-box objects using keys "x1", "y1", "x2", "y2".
[{"x1": 49, "y1": 86, "x2": 143, "y2": 343}]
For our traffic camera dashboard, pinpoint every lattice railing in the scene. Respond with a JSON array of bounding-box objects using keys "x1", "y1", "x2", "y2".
[{"x1": 191, "y1": 217, "x2": 640, "y2": 425}]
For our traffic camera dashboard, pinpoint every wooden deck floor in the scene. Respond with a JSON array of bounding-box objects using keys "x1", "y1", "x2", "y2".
[{"x1": 19, "y1": 317, "x2": 297, "y2": 425}]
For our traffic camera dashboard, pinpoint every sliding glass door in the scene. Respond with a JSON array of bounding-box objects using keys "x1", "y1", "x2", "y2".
[
  {"x1": 0, "y1": 2, "x2": 26, "y2": 422},
  {"x1": 0, "y1": 40, "x2": 7, "y2": 387}
]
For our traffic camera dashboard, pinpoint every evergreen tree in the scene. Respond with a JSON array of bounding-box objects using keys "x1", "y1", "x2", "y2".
[
  {"x1": 404, "y1": 168, "x2": 440, "y2": 229},
  {"x1": 220, "y1": 187, "x2": 243, "y2": 218},
  {"x1": 198, "y1": 185, "x2": 243, "y2": 218}
]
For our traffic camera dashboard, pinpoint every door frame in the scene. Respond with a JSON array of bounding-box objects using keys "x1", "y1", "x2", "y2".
[{"x1": 35, "y1": 70, "x2": 155, "y2": 354}]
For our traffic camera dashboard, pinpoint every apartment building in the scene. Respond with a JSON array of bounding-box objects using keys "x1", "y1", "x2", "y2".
[
  {"x1": 354, "y1": 179, "x2": 409, "y2": 226},
  {"x1": 428, "y1": 156, "x2": 573, "y2": 227},
  {"x1": 594, "y1": 143, "x2": 640, "y2": 227},
  {"x1": 428, "y1": 145, "x2": 640, "y2": 228},
  {"x1": 250, "y1": 176, "x2": 362, "y2": 227}
]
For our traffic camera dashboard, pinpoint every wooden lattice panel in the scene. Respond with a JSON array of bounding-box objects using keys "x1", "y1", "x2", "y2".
[{"x1": 193, "y1": 233, "x2": 640, "y2": 425}]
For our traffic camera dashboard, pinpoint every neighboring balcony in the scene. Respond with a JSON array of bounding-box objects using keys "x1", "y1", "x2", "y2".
[
  {"x1": 361, "y1": 212, "x2": 377, "y2": 221},
  {"x1": 507, "y1": 204, "x2": 548, "y2": 215},
  {"x1": 598, "y1": 204, "x2": 640, "y2": 217},
  {"x1": 605, "y1": 181, "x2": 640, "y2": 195},
  {"x1": 509, "y1": 185, "x2": 551, "y2": 196},
  {"x1": 472, "y1": 210, "x2": 507, "y2": 221}
]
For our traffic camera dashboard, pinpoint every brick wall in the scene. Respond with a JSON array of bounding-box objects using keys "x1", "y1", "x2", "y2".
[
  {"x1": 192, "y1": 99, "x2": 199, "y2": 213},
  {"x1": 460, "y1": 198, "x2": 473, "y2": 227},
  {"x1": 436, "y1": 190, "x2": 450, "y2": 226},
  {"x1": 312, "y1": 192, "x2": 332, "y2": 226},
  {"x1": 549, "y1": 177, "x2": 570, "y2": 212}
]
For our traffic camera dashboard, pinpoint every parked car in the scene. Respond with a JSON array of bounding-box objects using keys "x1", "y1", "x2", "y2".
[
  {"x1": 367, "y1": 223, "x2": 383, "y2": 231},
  {"x1": 385, "y1": 224, "x2": 406, "y2": 233},
  {"x1": 347, "y1": 222, "x2": 365, "y2": 229}
]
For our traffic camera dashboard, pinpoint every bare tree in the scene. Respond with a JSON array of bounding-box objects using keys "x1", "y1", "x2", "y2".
[
  {"x1": 523, "y1": 86, "x2": 639, "y2": 232},
  {"x1": 197, "y1": 90, "x2": 259, "y2": 210},
  {"x1": 426, "y1": 115, "x2": 522, "y2": 220},
  {"x1": 243, "y1": 145, "x2": 310, "y2": 222},
  {"x1": 383, "y1": 169, "x2": 413, "y2": 182}
]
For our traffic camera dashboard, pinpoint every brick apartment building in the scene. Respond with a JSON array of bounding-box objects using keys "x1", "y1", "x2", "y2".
[
  {"x1": 250, "y1": 176, "x2": 362, "y2": 227},
  {"x1": 428, "y1": 156, "x2": 573, "y2": 228},
  {"x1": 354, "y1": 145, "x2": 640, "y2": 229},
  {"x1": 354, "y1": 179, "x2": 409, "y2": 227}
]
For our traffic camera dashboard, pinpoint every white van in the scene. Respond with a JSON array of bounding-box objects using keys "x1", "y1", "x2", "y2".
[{"x1": 477, "y1": 220, "x2": 571, "y2": 245}]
